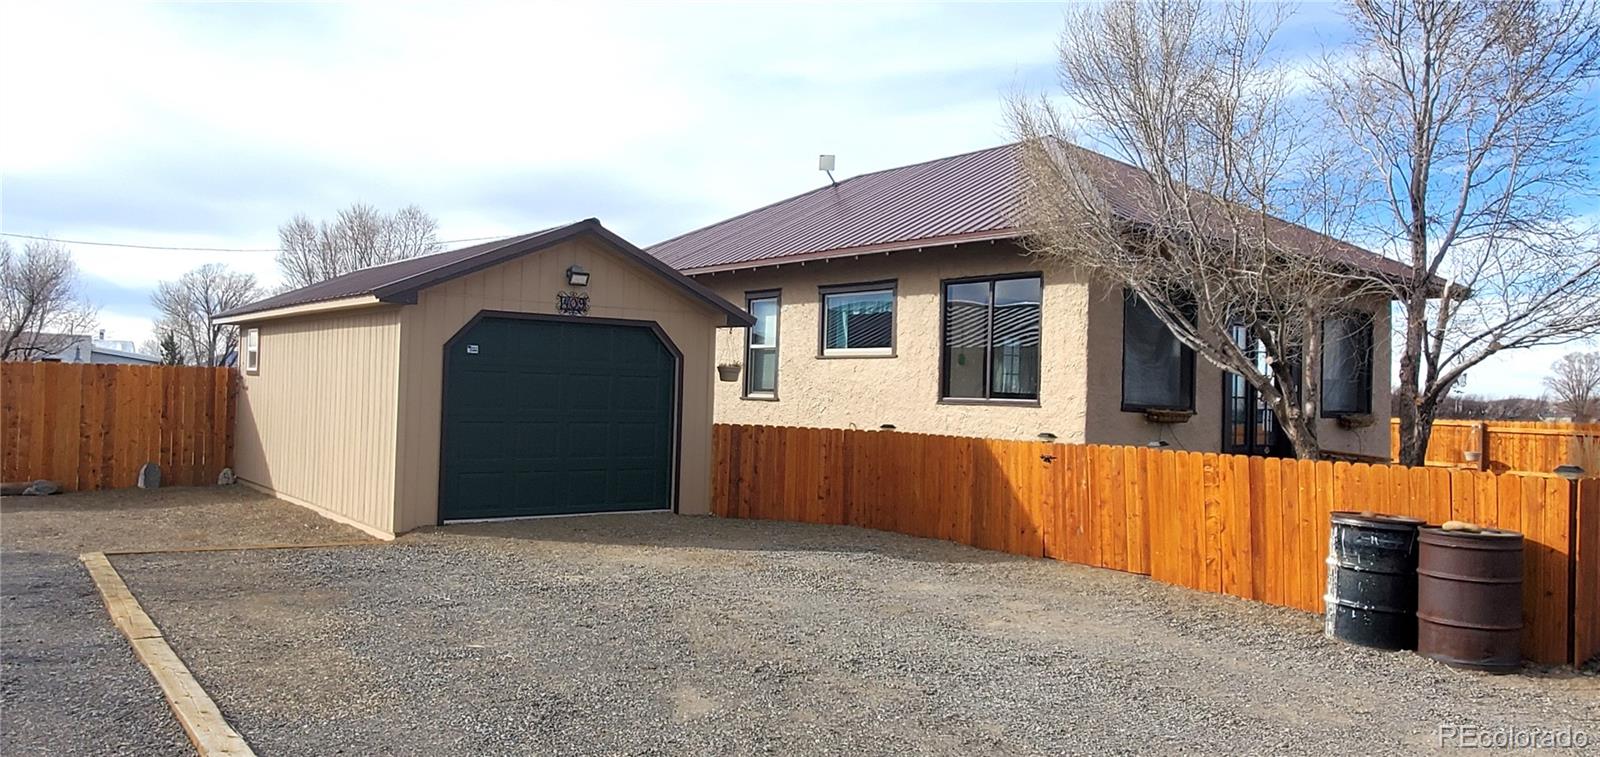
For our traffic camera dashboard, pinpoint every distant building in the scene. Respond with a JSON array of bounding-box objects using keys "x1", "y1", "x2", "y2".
[{"x1": 37, "y1": 331, "x2": 160, "y2": 365}]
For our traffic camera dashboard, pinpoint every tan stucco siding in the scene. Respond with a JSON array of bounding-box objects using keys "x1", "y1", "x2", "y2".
[
  {"x1": 1082, "y1": 281, "x2": 1393, "y2": 458},
  {"x1": 232, "y1": 307, "x2": 403, "y2": 535},
  {"x1": 698, "y1": 243, "x2": 1092, "y2": 443},
  {"x1": 391, "y1": 237, "x2": 722, "y2": 532}
]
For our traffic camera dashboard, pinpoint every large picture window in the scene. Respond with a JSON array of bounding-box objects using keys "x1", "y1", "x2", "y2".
[
  {"x1": 1121, "y1": 291, "x2": 1195, "y2": 412},
  {"x1": 820, "y1": 282, "x2": 894, "y2": 356},
  {"x1": 1321, "y1": 312, "x2": 1374, "y2": 416},
  {"x1": 941, "y1": 274, "x2": 1042, "y2": 401},
  {"x1": 745, "y1": 291, "x2": 780, "y2": 398}
]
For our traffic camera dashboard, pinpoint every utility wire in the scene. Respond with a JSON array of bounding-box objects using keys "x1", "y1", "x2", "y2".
[{"x1": 0, "y1": 231, "x2": 506, "y2": 253}]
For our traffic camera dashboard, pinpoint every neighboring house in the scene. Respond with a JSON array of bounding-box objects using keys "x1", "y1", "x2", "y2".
[
  {"x1": 648, "y1": 142, "x2": 1399, "y2": 459},
  {"x1": 28, "y1": 332, "x2": 160, "y2": 364},
  {"x1": 213, "y1": 219, "x2": 751, "y2": 538}
]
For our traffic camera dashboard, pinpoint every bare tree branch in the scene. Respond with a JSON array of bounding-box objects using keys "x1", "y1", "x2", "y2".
[
  {"x1": 1320, "y1": 0, "x2": 1600, "y2": 465},
  {"x1": 275, "y1": 202, "x2": 442, "y2": 289},
  {"x1": 151, "y1": 264, "x2": 261, "y2": 366},
  {"x1": 0, "y1": 239, "x2": 98, "y2": 360}
]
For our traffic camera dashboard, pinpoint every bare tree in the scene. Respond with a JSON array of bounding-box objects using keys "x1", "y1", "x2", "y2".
[
  {"x1": 0, "y1": 239, "x2": 98, "y2": 360},
  {"x1": 1009, "y1": 0, "x2": 1380, "y2": 458},
  {"x1": 1319, "y1": 0, "x2": 1600, "y2": 465},
  {"x1": 276, "y1": 203, "x2": 441, "y2": 289},
  {"x1": 1545, "y1": 351, "x2": 1600, "y2": 422},
  {"x1": 151, "y1": 264, "x2": 261, "y2": 366}
]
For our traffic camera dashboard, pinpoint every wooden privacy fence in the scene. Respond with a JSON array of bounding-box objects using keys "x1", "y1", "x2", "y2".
[
  {"x1": 714, "y1": 423, "x2": 1600, "y2": 666},
  {"x1": 0, "y1": 362, "x2": 236, "y2": 490},
  {"x1": 1392, "y1": 419, "x2": 1600, "y2": 476}
]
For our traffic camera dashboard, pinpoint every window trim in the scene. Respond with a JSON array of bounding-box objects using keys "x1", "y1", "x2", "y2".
[
  {"x1": 743, "y1": 289, "x2": 780, "y2": 400},
  {"x1": 1319, "y1": 311, "x2": 1375, "y2": 418},
  {"x1": 244, "y1": 327, "x2": 260, "y2": 375},
  {"x1": 817, "y1": 280, "x2": 897, "y2": 358},
  {"x1": 1118, "y1": 290, "x2": 1196, "y2": 414},
  {"x1": 937, "y1": 271, "x2": 1044, "y2": 404}
]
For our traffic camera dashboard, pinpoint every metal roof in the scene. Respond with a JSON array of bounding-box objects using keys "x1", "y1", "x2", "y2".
[
  {"x1": 218, "y1": 219, "x2": 753, "y2": 326},
  {"x1": 646, "y1": 141, "x2": 1421, "y2": 284}
]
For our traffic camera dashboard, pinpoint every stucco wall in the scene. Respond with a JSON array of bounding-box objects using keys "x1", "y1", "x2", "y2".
[
  {"x1": 698, "y1": 246, "x2": 1391, "y2": 459},
  {"x1": 232, "y1": 307, "x2": 403, "y2": 536},
  {"x1": 698, "y1": 242, "x2": 1092, "y2": 443},
  {"x1": 1081, "y1": 280, "x2": 1393, "y2": 458},
  {"x1": 391, "y1": 237, "x2": 724, "y2": 532}
]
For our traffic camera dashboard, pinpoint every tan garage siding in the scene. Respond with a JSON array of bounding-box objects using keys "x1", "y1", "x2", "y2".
[
  {"x1": 391, "y1": 237, "x2": 721, "y2": 532},
  {"x1": 232, "y1": 307, "x2": 402, "y2": 537},
  {"x1": 698, "y1": 243, "x2": 1092, "y2": 443}
]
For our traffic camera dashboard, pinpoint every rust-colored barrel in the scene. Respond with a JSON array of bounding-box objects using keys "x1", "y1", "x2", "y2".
[
  {"x1": 1416, "y1": 527, "x2": 1524, "y2": 672},
  {"x1": 1324, "y1": 512, "x2": 1426, "y2": 650}
]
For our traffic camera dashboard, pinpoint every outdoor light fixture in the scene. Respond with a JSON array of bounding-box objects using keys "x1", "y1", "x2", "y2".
[
  {"x1": 1037, "y1": 432, "x2": 1058, "y2": 442},
  {"x1": 1554, "y1": 464, "x2": 1586, "y2": 481},
  {"x1": 565, "y1": 265, "x2": 590, "y2": 287}
]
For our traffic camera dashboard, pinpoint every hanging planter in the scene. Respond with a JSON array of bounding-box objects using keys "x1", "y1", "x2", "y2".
[{"x1": 717, "y1": 363, "x2": 742, "y2": 382}]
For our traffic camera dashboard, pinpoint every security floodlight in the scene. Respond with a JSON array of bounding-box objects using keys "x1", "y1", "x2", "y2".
[{"x1": 566, "y1": 265, "x2": 590, "y2": 287}]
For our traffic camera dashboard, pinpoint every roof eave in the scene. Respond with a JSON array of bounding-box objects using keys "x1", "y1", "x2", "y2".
[
  {"x1": 677, "y1": 228, "x2": 1024, "y2": 276},
  {"x1": 212, "y1": 295, "x2": 387, "y2": 325}
]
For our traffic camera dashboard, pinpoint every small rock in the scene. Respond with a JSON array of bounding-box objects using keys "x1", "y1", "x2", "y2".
[
  {"x1": 21, "y1": 479, "x2": 60, "y2": 496},
  {"x1": 137, "y1": 462, "x2": 161, "y2": 489},
  {"x1": 217, "y1": 467, "x2": 237, "y2": 486}
]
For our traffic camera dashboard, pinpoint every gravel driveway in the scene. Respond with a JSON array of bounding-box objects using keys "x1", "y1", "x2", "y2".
[
  {"x1": 0, "y1": 486, "x2": 371, "y2": 755},
  {"x1": 111, "y1": 513, "x2": 1596, "y2": 756}
]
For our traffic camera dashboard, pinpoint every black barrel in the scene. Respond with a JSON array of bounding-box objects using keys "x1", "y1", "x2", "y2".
[
  {"x1": 1324, "y1": 512, "x2": 1426, "y2": 650},
  {"x1": 1416, "y1": 527, "x2": 1524, "y2": 672}
]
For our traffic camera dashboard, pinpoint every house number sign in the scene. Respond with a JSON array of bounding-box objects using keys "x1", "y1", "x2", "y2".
[{"x1": 557, "y1": 290, "x2": 590, "y2": 316}]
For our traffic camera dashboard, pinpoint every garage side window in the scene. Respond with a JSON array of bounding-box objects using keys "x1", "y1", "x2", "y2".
[
  {"x1": 745, "y1": 291, "x2": 779, "y2": 398},
  {"x1": 244, "y1": 328, "x2": 260, "y2": 375}
]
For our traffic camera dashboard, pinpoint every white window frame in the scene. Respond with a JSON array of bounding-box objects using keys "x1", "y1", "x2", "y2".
[
  {"x1": 744, "y1": 291, "x2": 779, "y2": 399},
  {"x1": 819, "y1": 281, "x2": 896, "y2": 358},
  {"x1": 244, "y1": 328, "x2": 260, "y2": 375}
]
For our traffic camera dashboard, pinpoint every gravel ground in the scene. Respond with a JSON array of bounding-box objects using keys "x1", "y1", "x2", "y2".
[
  {"x1": 114, "y1": 513, "x2": 1598, "y2": 756},
  {"x1": 0, "y1": 486, "x2": 371, "y2": 755}
]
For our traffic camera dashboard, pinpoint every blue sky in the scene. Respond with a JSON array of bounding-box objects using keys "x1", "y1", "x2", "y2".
[{"x1": 0, "y1": 1, "x2": 1590, "y2": 396}]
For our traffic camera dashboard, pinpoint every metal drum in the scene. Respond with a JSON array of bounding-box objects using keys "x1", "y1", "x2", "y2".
[
  {"x1": 1416, "y1": 527, "x2": 1524, "y2": 672},
  {"x1": 1324, "y1": 512, "x2": 1426, "y2": 650}
]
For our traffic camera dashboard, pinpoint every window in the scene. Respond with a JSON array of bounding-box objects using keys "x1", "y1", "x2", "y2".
[
  {"x1": 1321, "y1": 312, "x2": 1374, "y2": 416},
  {"x1": 1121, "y1": 291, "x2": 1194, "y2": 411},
  {"x1": 744, "y1": 291, "x2": 779, "y2": 398},
  {"x1": 941, "y1": 274, "x2": 1042, "y2": 401},
  {"x1": 244, "y1": 328, "x2": 260, "y2": 375},
  {"x1": 820, "y1": 282, "x2": 895, "y2": 357}
]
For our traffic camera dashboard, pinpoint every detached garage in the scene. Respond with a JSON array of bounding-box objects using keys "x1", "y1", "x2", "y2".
[{"x1": 214, "y1": 219, "x2": 752, "y2": 538}]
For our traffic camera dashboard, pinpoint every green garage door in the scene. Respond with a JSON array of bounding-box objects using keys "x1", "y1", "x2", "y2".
[{"x1": 440, "y1": 316, "x2": 676, "y2": 520}]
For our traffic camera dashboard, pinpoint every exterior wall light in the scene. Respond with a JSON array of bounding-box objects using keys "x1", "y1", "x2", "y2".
[{"x1": 566, "y1": 265, "x2": 590, "y2": 287}]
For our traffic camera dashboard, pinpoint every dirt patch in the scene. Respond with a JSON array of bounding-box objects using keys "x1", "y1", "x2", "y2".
[{"x1": 0, "y1": 485, "x2": 375, "y2": 755}]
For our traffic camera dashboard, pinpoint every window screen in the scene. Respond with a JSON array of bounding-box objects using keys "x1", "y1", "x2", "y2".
[
  {"x1": 941, "y1": 276, "x2": 1041, "y2": 400},
  {"x1": 822, "y1": 286, "x2": 893, "y2": 354},
  {"x1": 1121, "y1": 291, "x2": 1194, "y2": 411},
  {"x1": 1321, "y1": 313, "x2": 1373, "y2": 416}
]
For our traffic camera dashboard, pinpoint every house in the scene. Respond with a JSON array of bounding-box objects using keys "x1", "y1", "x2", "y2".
[
  {"x1": 647, "y1": 143, "x2": 1398, "y2": 459},
  {"x1": 213, "y1": 219, "x2": 751, "y2": 538},
  {"x1": 30, "y1": 332, "x2": 160, "y2": 364}
]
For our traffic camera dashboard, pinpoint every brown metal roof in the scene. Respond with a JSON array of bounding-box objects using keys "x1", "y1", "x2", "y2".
[
  {"x1": 646, "y1": 142, "x2": 1421, "y2": 284},
  {"x1": 218, "y1": 219, "x2": 753, "y2": 326}
]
